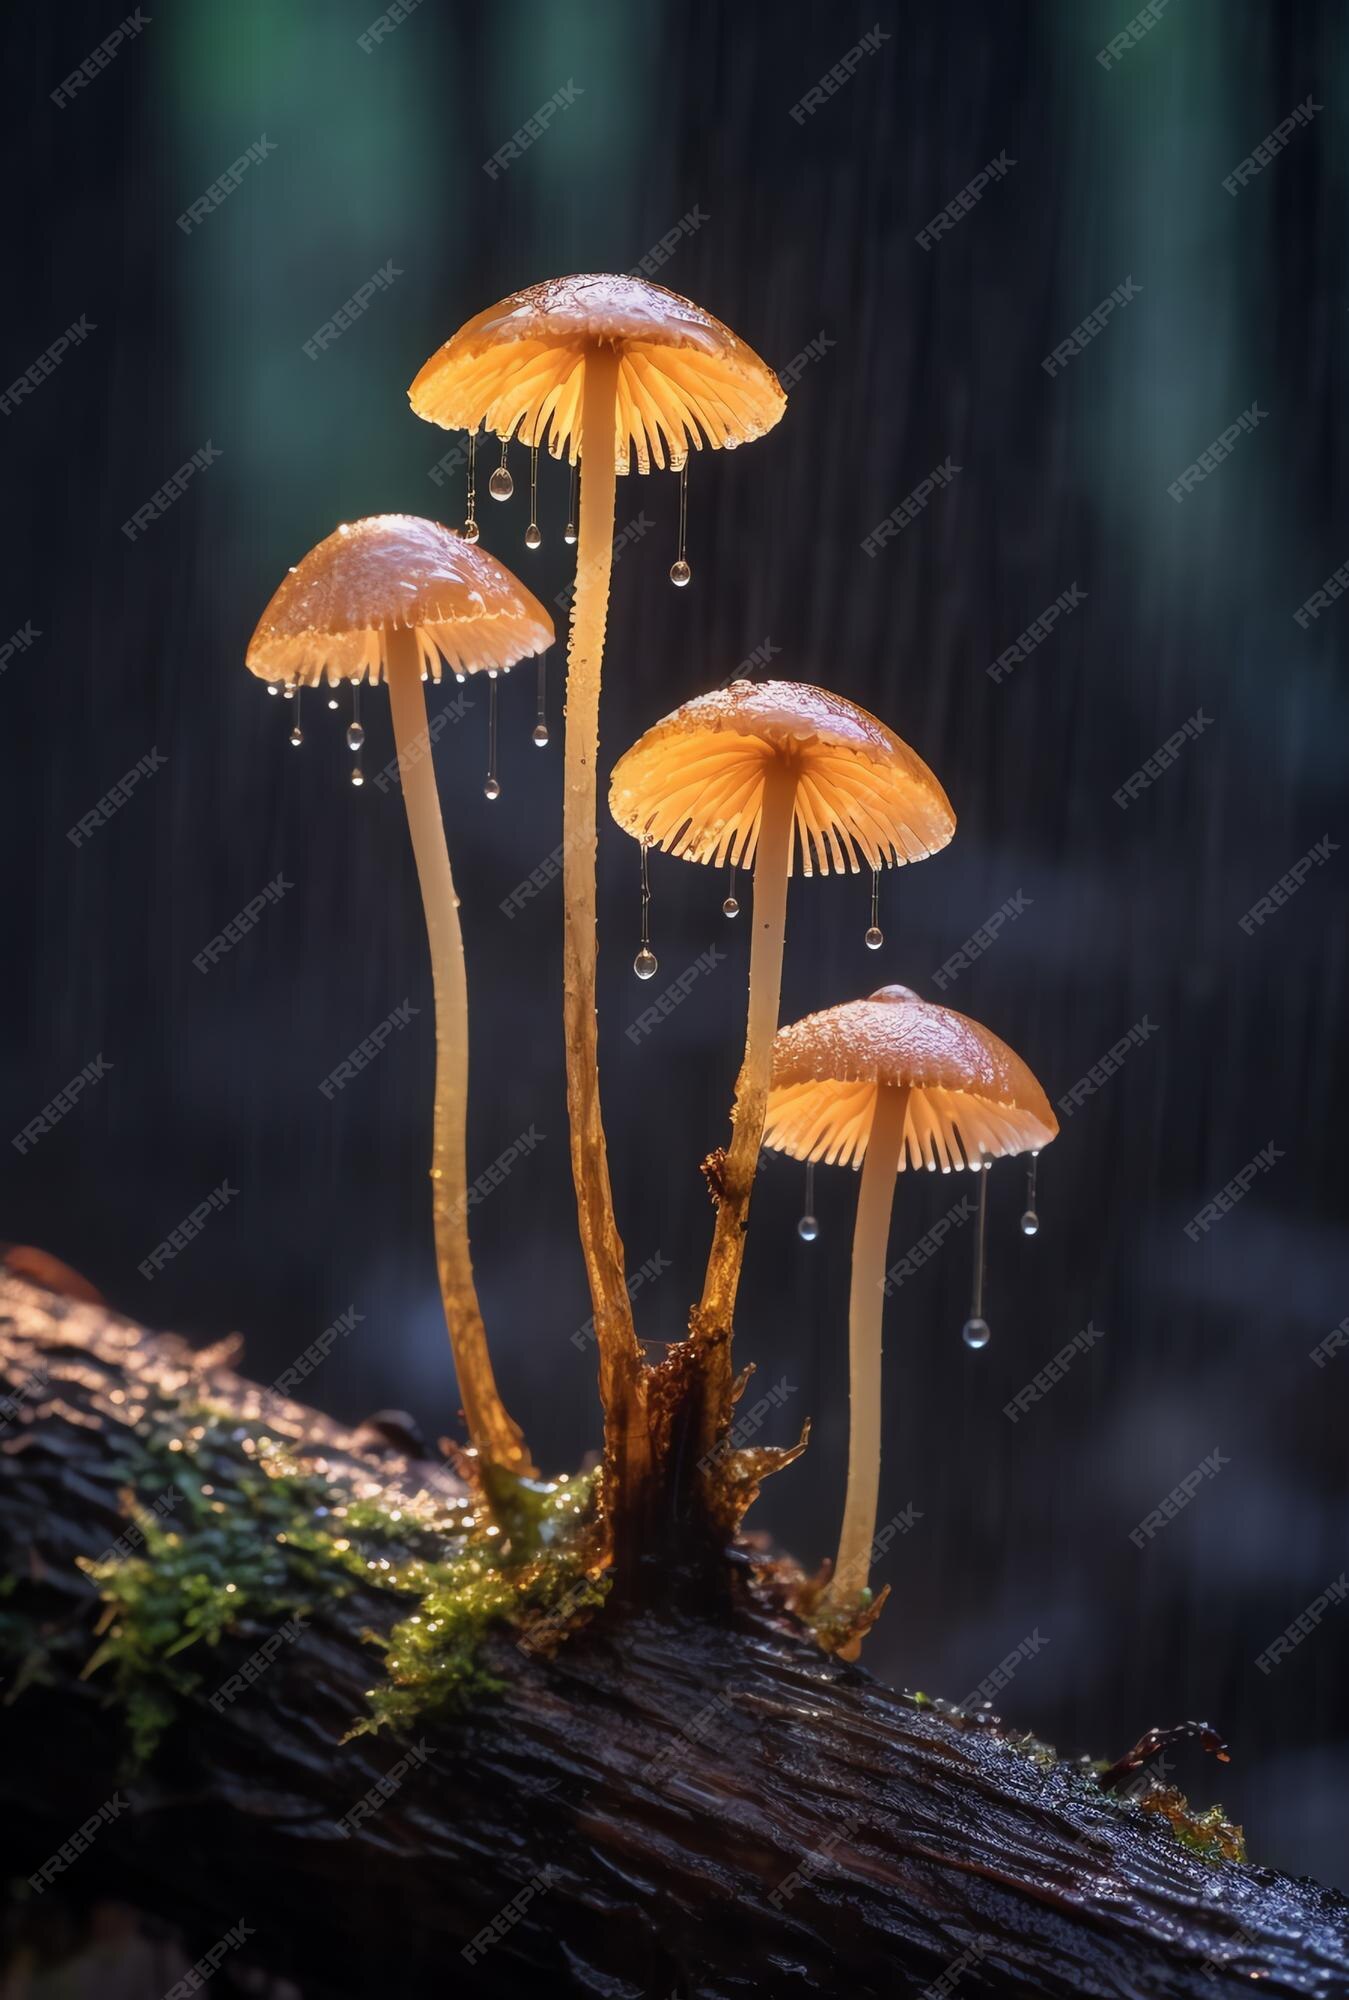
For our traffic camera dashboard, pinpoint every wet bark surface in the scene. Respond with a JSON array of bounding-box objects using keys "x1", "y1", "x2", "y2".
[{"x1": 1, "y1": 1276, "x2": 1347, "y2": 1999}]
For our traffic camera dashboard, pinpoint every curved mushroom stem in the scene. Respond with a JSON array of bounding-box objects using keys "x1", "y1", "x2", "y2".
[
  {"x1": 821, "y1": 1080, "x2": 911, "y2": 1623},
  {"x1": 697, "y1": 759, "x2": 797, "y2": 1425},
  {"x1": 385, "y1": 621, "x2": 536, "y2": 1477},
  {"x1": 564, "y1": 345, "x2": 644, "y2": 1468}
]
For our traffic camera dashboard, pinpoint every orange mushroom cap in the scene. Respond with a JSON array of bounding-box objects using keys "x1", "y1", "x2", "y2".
[
  {"x1": 408, "y1": 274, "x2": 786, "y2": 475},
  {"x1": 764, "y1": 985, "x2": 1058, "y2": 1171},
  {"x1": 608, "y1": 680, "x2": 955, "y2": 877},
  {"x1": 245, "y1": 514, "x2": 554, "y2": 688}
]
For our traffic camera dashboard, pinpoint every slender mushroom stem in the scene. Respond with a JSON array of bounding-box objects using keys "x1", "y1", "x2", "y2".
[
  {"x1": 564, "y1": 345, "x2": 644, "y2": 1467},
  {"x1": 822, "y1": 1080, "x2": 911, "y2": 1618},
  {"x1": 697, "y1": 758, "x2": 797, "y2": 1422},
  {"x1": 385, "y1": 621, "x2": 536, "y2": 1476}
]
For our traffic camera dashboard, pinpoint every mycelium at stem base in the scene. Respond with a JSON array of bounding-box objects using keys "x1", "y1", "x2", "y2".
[
  {"x1": 386, "y1": 621, "x2": 536, "y2": 1478},
  {"x1": 564, "y1": 345, "x2": 646, "y2": 1514},
  {"x1": 820, "y1": 1080, "x2": 911, "y2": 1648}
]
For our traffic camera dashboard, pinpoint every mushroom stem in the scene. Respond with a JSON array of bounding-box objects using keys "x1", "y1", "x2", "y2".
[
  {"x1": 823, "y1": 1080, "x2": 911, "y2": 1620},
  {"x1": 385, "y1": 621, "x2": 536, "y2": 1477},
  {"x1": 697, "y1": 759, "x2": 797, "y2": 1411},
  {"x1": 564, "y1": 346, "x2": 644, "y2": 1457}
]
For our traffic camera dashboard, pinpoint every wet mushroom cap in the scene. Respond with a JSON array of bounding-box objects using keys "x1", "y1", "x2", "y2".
[
  {"x1": 764, "y1": 985, "x2": 1058, "y2": 1171},
  {"x1": 608, "y1": 681, "x2": 955, "y2": 876},
  {"x1": 408, "y1": 274, "x2": 786, "y2": 474},
  {"x1": 245, "y1": 514, "x2": 554, "y2": 687}
]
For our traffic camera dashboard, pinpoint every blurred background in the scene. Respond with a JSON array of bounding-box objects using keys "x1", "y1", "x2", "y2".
[{"x1": 2, "y1": 0, "x2": 1346, "y2": 1894}]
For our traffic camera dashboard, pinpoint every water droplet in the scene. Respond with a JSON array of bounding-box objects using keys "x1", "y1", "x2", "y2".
[
  {"x1": 563, "y1": 521, "x2": 578, "y2": 545},
  {"x1": 346, "y1": 722, "x2": 365, "y2": 751},
  {"x1": 462, "y1": 518, "x2": 481, "y2": 545},
  {"x1": 282, "y1": 681, "x2": 296, "y2": 700},
  {"x1": 962, "y1": 1317, "x2": 991, "y2": 1350},
  {"x1": 1020, "y1": 1210, "x2": 1039, "y2": 1238},
  {"x1": 455, "y1": 670, "x2": 467, "y2": 683},
  {"x1": 722, "y1": 895, "x2": 740, "y2": 918},
  {"x1": 532, "y1": 722, "x2": 550, "y2": 747},
  {"x1": 669, "y1": 559, "x2": 691, "y2": 587},
  {"x1": 350, "y1": 766, "x2": 364, "y2": 788},
  {"x1": 633, "y1": 948, "x2": 658, "y2": 980},
  {"x1": 488, "y1": 466, "x2": 513, "y2": 502},
  {"x1": 266, "y1": 683, "x2": 280, "y2": 697},
  {"x1": 797, "y1": 1213, "x2": 819, "y2": 1242},
  {"x1": 865, "y1": 926, "x2": 884, "y2": 950},
  {"x1": 524, "y1": 523, "x2": 542, "y2": 550},
  {"x1": 327, "y1": 695, "x2": 339, "y2": 710},
  {"x1": 289, "y1": 724, "x2": 303, "y2": 747},
  {"x1": 484, "y1": 776, "x2": 501, "y2": 801}
]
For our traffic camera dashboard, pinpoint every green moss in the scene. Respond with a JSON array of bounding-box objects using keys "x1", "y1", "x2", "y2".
[{"x1": 65, "y1": 1401, "x2": 605, "y2": 1762}]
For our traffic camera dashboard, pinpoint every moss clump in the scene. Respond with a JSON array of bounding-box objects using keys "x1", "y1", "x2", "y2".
[{"x1": 72, "y1": 1401, "x2": 605, "y2": 1761}]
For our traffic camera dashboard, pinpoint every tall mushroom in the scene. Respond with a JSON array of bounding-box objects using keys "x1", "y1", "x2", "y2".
[
  {"x1": 246, "y1": 515, "x2": 553, "y2": 1476},
  {"x1": 408, "y1": 278, "x2": 785, "y2": 1462},
  {"x1": 764, "y1": 984, "x2": 1058, "y2": 1645},
  {"x1": 609, "y1": 683, "x2": 955, "y2": 1433}
]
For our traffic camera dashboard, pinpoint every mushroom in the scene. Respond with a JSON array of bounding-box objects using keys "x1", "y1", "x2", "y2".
[
  {"x1": 609, "y1": 682, "x2": 955, "y2": 1419},
  {"x1": 246, "y1": 514, "x2": 553, "y2": 1475},
  {"x1": 409, "y1": 277, "x2": 785, "y2": 1446},
  {"x1": 763, "y1": 984, "x2": 1058, "y2": 1643}
]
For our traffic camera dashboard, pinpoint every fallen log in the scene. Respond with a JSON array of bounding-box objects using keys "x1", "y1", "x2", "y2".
[{"x1": 1, "y1": 1275, "x2": 1346, "y2": 1999}]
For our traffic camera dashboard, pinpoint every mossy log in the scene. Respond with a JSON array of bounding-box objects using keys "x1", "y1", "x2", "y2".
[{"x1": 2, "y1": 1274, "x2": 1347, "y2": 2000}]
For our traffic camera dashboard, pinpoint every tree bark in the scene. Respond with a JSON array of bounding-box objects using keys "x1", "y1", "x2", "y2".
[{"x1": 1, "y1": 1275, "x2": 1346, "y2": 2000}]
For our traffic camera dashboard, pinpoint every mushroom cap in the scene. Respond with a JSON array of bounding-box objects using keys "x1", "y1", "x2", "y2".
[
  {"x1": 764, "y1": 985, "x2": 1058, "y2": 1171},
  {"x1": 245, "y1": 514, "x2": 554, "y2": 687},
  {"x1": 608, "y1": 681, "x2": 955, "y2": 877},
  {"x1": 408, "y1": 274, "x2": 785, "y2": 475}
]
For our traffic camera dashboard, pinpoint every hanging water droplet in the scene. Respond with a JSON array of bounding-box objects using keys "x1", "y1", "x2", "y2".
[
  {"x1": 563, "y1": 520, "x2": 577, "y2": 545},
  {"x1": 282, "y1": 680, "x2": 296, "y2": 701},
  {"x1": 289, "y1": 723, "x2": 303, "y2": 747},
  {"x1": 670, "y1": 559, "x2": 691, "y2": 588},
  {"x1": 462, "y1": 517, "x2": 481, "y2": 544},
  {"x1": 346, "y1": 721, "x2": 365, "y2": 751},
  {"x1": 797, "y1": 1160, "x2": 818, "y2": 1241},
  {"x1": 350, "y1": 766, "x2": 364, "y2": 788},
  {"x1": 865, "y1": 867, "x2": 883, "y2": 948},
  {"x1": 489, "y1": 466, "x2": 513, "y2": 502},
  {"x1": 723, "y1": 894, "x2": 740, "y2": 918},
  {"x1": 633, "y1": 948, "x2": 658, "y2": 980},
  {"x1": 484, "y1": 776, "x2": 501, "y2": 801},
  {"x1": 532, "y1": 722, "x2": 550, "y2": 747},
  {"x1": 1020, "y1": 1152, "x2": 1040, "y2": 1240},
  {"x1": 525, "y1": 523, "x2": 542, "y2": 550},
  {"x1": 962, "y1": 1318, "x2": 991, "y2": 1350},
  {"x1": 267, "y1": 683, "x2": 280, "y2": 697}
]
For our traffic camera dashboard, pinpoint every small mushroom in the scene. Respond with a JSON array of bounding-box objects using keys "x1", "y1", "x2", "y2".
[
  {"x1": 609, "y1": 682, "x2": 955, "y2": 1406},
  {"x1": 764, "y1": 984, "x2": 1058, "y2": 1644},
  {"x1": 410, "y1": 278, "x2": 785, "y2": 1443},
  {"x1": 246, "y1": 515, "x2": 553, "y2": 1475}
]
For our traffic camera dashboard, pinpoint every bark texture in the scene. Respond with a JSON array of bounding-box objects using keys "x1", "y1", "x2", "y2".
[{"x1": 1, "y1": 1276, "x2": 1347, "y2": 2000}]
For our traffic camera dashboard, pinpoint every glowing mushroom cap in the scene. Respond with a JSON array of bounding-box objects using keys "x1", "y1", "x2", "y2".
[
  {"x1": 408, "y1": 274, "x2": 786, "y2": 474},
  {"x1": 245, "y1": 514, "x2": 554, "y2": 688},
  {"x1": 608, "y1": 680, "x2": 955, "y2": 876},
  {"x1": 764, "y1": 985, "x2": 1058, "y2": 1171}
]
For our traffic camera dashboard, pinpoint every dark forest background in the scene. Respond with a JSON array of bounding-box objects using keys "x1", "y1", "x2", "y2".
[{"x1": 2, "y1": 0, "x2": 1346, "y2": 1889}]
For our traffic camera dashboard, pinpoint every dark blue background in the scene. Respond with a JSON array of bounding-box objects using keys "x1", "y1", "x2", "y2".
[{"x1": 2, "y1": 0, "x2": 1345, "y2": 1889}]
